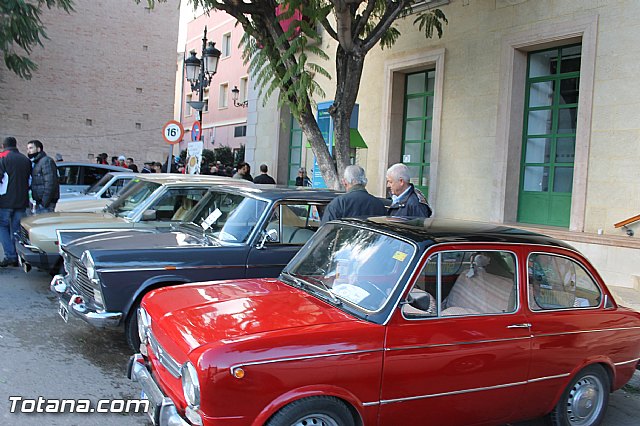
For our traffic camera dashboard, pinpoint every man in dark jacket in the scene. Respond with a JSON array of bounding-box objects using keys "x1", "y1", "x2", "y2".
[
  {"x1": 0, "y1": 137, "x2": 32, "y2": 267},
  {"x1": 321, "y1": 165, "x2": 386, "y2": 225},
  {"x1": 386, "y1": 163, "x2": 432, "y2": 218},
  {"x1": 233, "y1": 162, "x2": 254, "y2": 182},
  {"x1": 26, "y1": 140, "x2": 60, "y2": 214},
  {"x1": 253, "y1": 164, "x2": 276, "y2": 184}
]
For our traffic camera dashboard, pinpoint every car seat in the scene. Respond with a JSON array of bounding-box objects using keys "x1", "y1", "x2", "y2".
[{"x1": 442, "y1": 253, "x2": 516, "y2": 316}]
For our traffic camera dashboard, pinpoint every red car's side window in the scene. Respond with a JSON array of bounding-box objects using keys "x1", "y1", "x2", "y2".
[
  {"x1": 527, "y1": 253, "x2": 602, "y2": 310},
  {"x1": 404, "y1": 250, "x2": 517, "y2": 319}
]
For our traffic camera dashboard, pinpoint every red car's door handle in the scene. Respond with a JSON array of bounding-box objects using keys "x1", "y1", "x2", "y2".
[{"x1": 506, "y1": 323, "x2": 531, "y2": 329}]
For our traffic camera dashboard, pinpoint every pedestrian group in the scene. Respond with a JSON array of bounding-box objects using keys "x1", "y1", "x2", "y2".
[
  {"x1": 1, "y1": 137, "x2": 432, "y2": 266},
  {"x1": 0, "y1": 137, "x2": 60, "y2": 267}
]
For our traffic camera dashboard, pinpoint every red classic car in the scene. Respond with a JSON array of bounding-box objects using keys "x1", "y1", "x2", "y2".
[{"x1": 129, "y1": 217, "x2": 640, "y2": 426}]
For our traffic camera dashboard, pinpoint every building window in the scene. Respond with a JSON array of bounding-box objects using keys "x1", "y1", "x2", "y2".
[
  {"x1": 136, "y1": 122, "x2": 142, "y2": 130},
  {"x1": 239, "y1": 76, "x2": 248, "y2": 103},
  {"x1": 234, "y1": 125, "x2": 247, "y2": 137},
  {"x1": 219, "y1": 83, "x2": 228, "y2": 108},
  {"x1": 136, "y1": 87, "x2": 143, "y2": 94},
  {"x1": 222, "y1": 33, "x2": 231, "y2": 57},
  {"x1": 85, "y1": 119, "x2": 93, "y2": 126},
  {"x1": 518, "y1": 44, "x2": 581, "y2": 228},
  {"x1": 203, "y1": 89, "x2": 209, "y2": 113},
  {"x1": 288, "y1": 116, "x2": 304, "y2": 186},
  {"x1": 22, "y1": 113, "x2": 29, "y2": 120},
  {"x1": 402, "y1": 70, "x2": 435, "y2": 196},
  {"x1": 186, "y1": 94, "x2": 193, "y2": 116}
]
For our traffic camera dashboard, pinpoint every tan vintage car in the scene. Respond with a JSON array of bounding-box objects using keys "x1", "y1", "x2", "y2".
[{"x1": 16, "y1": 174, "x2": 253, "y2": 274}]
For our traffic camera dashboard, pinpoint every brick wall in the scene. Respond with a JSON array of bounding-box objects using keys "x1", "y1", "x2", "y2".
[{"x1": 0, "y1": 1, "x2": 180, "y2": 165}]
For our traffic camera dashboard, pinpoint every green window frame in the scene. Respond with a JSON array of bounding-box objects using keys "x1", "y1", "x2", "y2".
[
  {"x1": 518, "y1": 44, "x2": 581, "y2": 228},
  {"x1": 288, "y1": 116, "x2": 303, "y2": 186},
  {"x1": 402, "y1": 70, "x2": 435, "y2": 195}
]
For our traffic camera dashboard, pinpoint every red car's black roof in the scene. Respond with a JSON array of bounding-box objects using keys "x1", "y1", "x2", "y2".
[{"x1": 334, "y1": 217, "x2": 576, "y2": 251}]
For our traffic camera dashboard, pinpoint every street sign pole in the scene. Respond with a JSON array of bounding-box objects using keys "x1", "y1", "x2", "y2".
[{"x1": 162, "y1": 120, "x2": 185, "y2": 173}]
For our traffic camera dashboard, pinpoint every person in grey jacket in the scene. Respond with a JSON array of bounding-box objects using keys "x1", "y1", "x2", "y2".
[
  {"x1": 386, "y1": 163, "x2": 432, "y2": 218},
  {"x1": 26, "y1": 140, "x2": 60, "y2": 213},
  {"x1": 321, "y1": 165, "x2": 386, "y2": 225}
]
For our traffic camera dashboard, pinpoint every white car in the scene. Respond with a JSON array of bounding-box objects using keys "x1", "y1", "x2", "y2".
[
  {"x1": 56, "y1": 172, "x2": 138, "y2": 212},
  {"x1": 57, "y1": 162, "x2": 132, "y2": 194}
]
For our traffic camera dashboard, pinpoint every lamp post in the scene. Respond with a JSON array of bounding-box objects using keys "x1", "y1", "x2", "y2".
[
  {"x1": 185, "y1": 26, "x2": 221, "y2": 126},
  {"x1": 231, "y1": 85, "x2": 248, "y2": 108}
]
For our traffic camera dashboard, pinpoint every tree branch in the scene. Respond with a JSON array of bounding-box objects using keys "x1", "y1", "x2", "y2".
[
  {"x1": 353, "y1": 0, "x2": 376, "y2": 39},
  {"x1": 332, "y1": 0, "x2": 354, "y2": 52},
  {"x1": 362, "y1": 0, "x2": 408, "y2": 52}
]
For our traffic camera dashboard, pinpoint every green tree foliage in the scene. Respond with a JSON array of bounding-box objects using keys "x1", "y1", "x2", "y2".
[
  {"x1": 213, "y1": 145, "x2": 234, "y2": 166},
  {"x1": 143, "y1": 0, "x2": 447, "y2": 189},
  {"x1": 1, "y1": 0, "x2": 74, "y2": 79},
  {"x1": 179, "y1": 146, "x2": 238, "y2": 167}
]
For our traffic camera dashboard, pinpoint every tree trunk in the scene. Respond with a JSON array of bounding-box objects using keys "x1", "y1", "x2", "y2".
[
  {"x1": 298, "y1": 102, "x2": 340, "y2": 189},
  {"x1": 331, "y1": 45, "x2": 365, "y2": 181}
]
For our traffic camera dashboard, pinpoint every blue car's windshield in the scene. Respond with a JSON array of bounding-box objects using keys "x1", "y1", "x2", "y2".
[{"x1": 184, "y1": 190, "x2": 268, "y2": 243}]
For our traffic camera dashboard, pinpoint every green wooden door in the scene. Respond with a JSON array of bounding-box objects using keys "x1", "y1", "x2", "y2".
[
  {"x1": 518, "y1": 45, "x2": 581, "y2": 227},
  {"x1": 288, "y1": 116, "x2": 303, "y2": 186},
  {"x1": 402, "y1": 70, "x2": 435, "y2": 195}
]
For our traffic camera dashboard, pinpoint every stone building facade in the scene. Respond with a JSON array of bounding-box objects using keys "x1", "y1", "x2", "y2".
[
  {"x1": 248, "y1": 0, "x2": 640, "y2": 289},
  {"x1": 0, "y1": 1, "x2": 180, "y2": 165}
]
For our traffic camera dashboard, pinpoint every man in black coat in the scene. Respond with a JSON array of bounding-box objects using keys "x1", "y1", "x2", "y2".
[
  {"x1": 321, "y1": 165, "x2": 386, "y2": 225},
  {"x1": 27, "y1": 140, "x2": 60, "y2": 213},
  {"x1": 253, "y1": 164, "x2": 276, "y2": 184},
  {"x1": 0, "y1": 137, "x2": 32, "y2": 267},
  {"x1": 386, "y1": 163, "x2": 432, "y2": 218}
]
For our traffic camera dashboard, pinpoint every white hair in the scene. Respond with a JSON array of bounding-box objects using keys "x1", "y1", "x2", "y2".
[
  {"x1": 386, "y1": 163, "x2": 411, "y2": 182},
  {"x1": 343, "y1": 164, "x2": 367, "y2": 186}
]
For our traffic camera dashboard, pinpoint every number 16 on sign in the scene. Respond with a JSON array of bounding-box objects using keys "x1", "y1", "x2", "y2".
[{"x1": 162, "y1": 120, "x2": 184, "y2": 145}]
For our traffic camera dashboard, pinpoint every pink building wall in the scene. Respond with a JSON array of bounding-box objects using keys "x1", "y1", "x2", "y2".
[{"x1": 179, "y1": 10, "x2": 248, "y2": 156}]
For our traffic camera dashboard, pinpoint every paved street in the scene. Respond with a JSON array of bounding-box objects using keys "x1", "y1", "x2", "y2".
[{"x1": 0, "y1": 267, "x2": 638, "y2": 426}]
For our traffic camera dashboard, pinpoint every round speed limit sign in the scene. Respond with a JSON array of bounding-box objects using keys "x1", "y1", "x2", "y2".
[{"x1": 162, "y1": 120, "x2": 184, "y2": 145}]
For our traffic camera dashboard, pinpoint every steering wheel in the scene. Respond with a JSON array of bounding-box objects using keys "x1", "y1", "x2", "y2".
[{"x1": 357, "y1": 280, "x2": 388, "y2": 309}]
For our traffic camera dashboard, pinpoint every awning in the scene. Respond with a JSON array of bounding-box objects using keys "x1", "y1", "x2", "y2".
[
  {"x1": 305, "y1": 128, "x2": 368, "y2": 149},
  {"x1": 349, "y1": 128, "x2": 367, "y2": 148}
]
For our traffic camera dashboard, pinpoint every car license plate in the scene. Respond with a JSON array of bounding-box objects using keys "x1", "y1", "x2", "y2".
[{"x1": 58, "y1": 301, "x2": 69, "y2": 323}]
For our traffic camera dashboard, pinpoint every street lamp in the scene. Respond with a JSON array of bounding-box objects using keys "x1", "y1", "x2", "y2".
[
  {"x1": 185, "y1": 26, "x2": 221, "y2": 124},
  {"x1": 231, "y1": 86, "x2": 248, "y2": 108}
]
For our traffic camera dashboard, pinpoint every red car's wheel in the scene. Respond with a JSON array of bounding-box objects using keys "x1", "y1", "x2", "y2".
[
  {"x1": 550, "y1": 364, "x2": 609, "y2": 426},
  {"x1": 266, "y1": 396, "x2": 355, "y2": 426}
]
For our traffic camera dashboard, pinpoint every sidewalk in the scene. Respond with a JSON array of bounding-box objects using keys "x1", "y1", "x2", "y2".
[{"x1": 609, "y1": 286, "x2": 640, "y2": 312}]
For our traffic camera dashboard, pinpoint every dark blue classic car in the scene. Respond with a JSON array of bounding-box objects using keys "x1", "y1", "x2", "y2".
[{"x1": 51, "y1": 186, "x2": 341, "y2": 350}]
